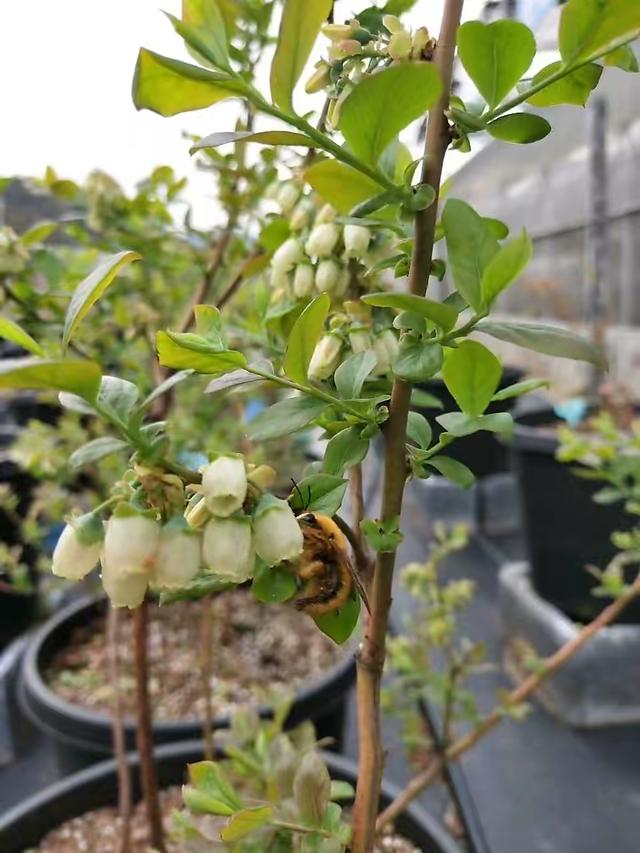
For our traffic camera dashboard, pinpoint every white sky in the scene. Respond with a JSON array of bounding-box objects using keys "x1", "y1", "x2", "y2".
[{"x1": 1, "y1": 0, "x2": 486, "y2": 225}]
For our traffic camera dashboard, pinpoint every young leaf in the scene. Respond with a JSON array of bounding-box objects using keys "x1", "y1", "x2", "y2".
[
  {"x1": 480, "y1": 230, "x2": 532, "y2": 307},
  {"x1": 362, "y1": 293, "x2": 458, "y2": 332},
  {"x1": 63, "y1": 251, "x2": 141, "y2": 349},
  {"x1": 221, "y1": 806, "x2": 274, "y2": 842},
  {"x1": 483, "y1": 217, "x2": 510, "y2": 240},
  {"x1": 304, "y1": 160, "x2": 382, "y2": 214},
  {"x1": 442, "y1": 340, "x2": 502, "y2": 417},
  {"x1": 526, "y1": 62, "x2": 603, "y2": 107},
  {"x1": 252, "y1": 563, "x2": 297, "y2": 603},
  {"x1": 457, "y1": 20, "x2": 536, "y2": 108},
  {"x1": 284, "y1": 293, "x2": 330, "y2": 384},
  {"x1": 393, "y1": 342, "x2": 443, "y2": 383},
  {"x1": 97, "y1": 376, "x2": 140, "y2": 421},
  {"x1": 486, "y1": 113, "x2": 551, "y2": 144},
  {"x1": 19, "y1": 221, "x2": 58, "y2": 246},
  {"x1": 190, "y1": 130, "x2": 315, "y2": 154},
  {"x1": 360, "y1": 516, "x2": 403, "y2": 552},
  {"x1": 204, "y1": 365, "x2": 267, "y2": 395},
  {"x1": 157, "y1": 331, "x2": 247, "y2": 374},
  {"x1": 179, "y1": 0, "x2": 230, "y2": 70},
  {"x1": 323, "y1": 427, "x2": 369, "y2": 476},
  {"x1": 289, "y1": 473, "x2": 348, "y2": 516},
  {"x1": 559, "y1": 0, "x2": 640, "y2": 65},
  {"x1": 340, "y1": 63, "x2": 442, "y2": 166},
  {"x1": 270, "y1": 0, "x2": 333, "y2": 111},
  {"x1": 247, "y1": 396, "x2": 328, "y2": 441},
  {"x1": 491, "y1": 378, "x2": 549, "y2": 402},
  {"x1": 426, "y1": 455, "x2": 475, "y2": 488},
  {"x1": 140, "y1": 369, "x2": 194, "y2": 408},
  {"x1": 69, "y1": 437, "x2": 128, "y2": 469},
  {"x1": 442, "y1": 200, "x2": 499, "y2": 311},
  {"x1": 436, "y1": 411, "x2": 514, "y2": 439},
  {"x1": 0, "y1": 316, "x2": 43, "y2": 356},
  {"x1": 476, "y1": 320, "x2": 608, "y2": 369},
  {"x1": 334, "y1": 350, "x2": 378, "y2": 399},
  {"x1": 604, "y1": 44, "x2": 639, "y2": 72},
  {"x1": 406, "y1": 411, "x2": 432, "y2": 449},
  {"x1": 313, "y1": 591, "x2": 360, "y2": 644},
  {"x1": 132, "y1": 49, "x2": 241, "y2": 117},
  {"x1": 0, "y1": 358, "x2": 101, "y2": 403},
  {"x1": 411, "y1": 388, "x2": 444, "y2": 410}
]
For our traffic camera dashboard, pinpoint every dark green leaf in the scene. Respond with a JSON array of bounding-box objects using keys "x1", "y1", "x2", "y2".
[
  {"x1": 487, "y1": 113, "x2": 551, "y2": 144},
  {"x1": 313, "y1": 592, "x2": 360, "y2": 644},
  {"x1": 247, "y1": 396, "x2": 328, "y2": 441},
  {"x1": 340, "y1": 63, "x2": 441, "y2": 166},
  {"x1": 252, "y1": 562, "x2": 297, "y2": 603},
  {"x1": 442, "y1": 340, "x2": 502, "y2": 417},
  {"x1": 526, "y1": 61, "x2": 603, "y2": 107},
  {"x1": 289, "y1": 473, "x2": 348, "y2": 515},
  {"x1": 559, "y1": 0, "x2": 640, "y2": 65},
  {"x1": 362, "y1": 293, "x2": 458, "y2": 332},
  {"x1": 0, "y1": 358, "x2": 101, "y2": 403},
  {"x1": 491, "y1": 378, "x2": 549, "y2": 401},
  {"x1": 221, "y1": 806, "x2": 274, "y2": 842},
  {"x1": 476, "y1": 320, "x2": 608, "y2": 369},
  {"x1": 394, "y1": 342, "x2": 443, "y2": 383},
  {"x1": 442, "y1": 199, "x2": 499, "y2": 311},
  {"x1": 481, "y1": 229, "x2": 532, "y2": 307},
  {"x1": 69, "y1": 437, "x2": 128, "y2": 468},
  {"x1": 190, "y1": 130, "x2": 315, "y2": 154},
  {"x1": 157, "y1": 330, "x2": 247, "y2": 374},
  {"x1": 284, "y1": 293, "x2": 330, "y2": 384},
  {"x1": 270, "y1": 0, "x2": 333, "y2": 111},
  {"x1": 323, "y1": 427, "x2": 369, "y2": 476},
  {"x1": 457, "y1": 20, "x2": 536, "y2": 108},
  {"x1": 334, "y1": 350, "x2": 378, "y2": 399},
  {"x1": 0, "y1": 316, "x2": 43, "y2": 356},
  {"x1": 63, "y1": 251, "x2": 141, "y2": 349},
  {"x1": 426, "y1": 455, "x2": 475, "y2": 488},
  {"x1": 406, "y1": 411, "x2": 432, "y2": 449},
  {"x1": 304, "y1": 160, "x2": 382, "y2": 214},
  {"x1": 360, "y1": 516, "x2": 403, "y2": 552}
]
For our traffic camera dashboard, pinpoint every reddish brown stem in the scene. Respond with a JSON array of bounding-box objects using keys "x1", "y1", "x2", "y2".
[
  {"x1": 107, "y1": 606, "x2": 131, "y2": 853},
  {"x1": 201, "y1": 595, "x2": 214, "y2": 761},
  {"x1": 133, "y1": 601, "x2": 165, "y2": 852}
]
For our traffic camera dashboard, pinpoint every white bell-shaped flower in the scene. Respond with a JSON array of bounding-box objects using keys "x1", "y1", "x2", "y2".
[
  {"x1": 315, "y1": 259, "x2": 342, "y2": 294},
  {"x1": 103, "y1": 510, "x2": 160, "y2": 576},
  {"x1": 153, "y1": 520, "x2": 202, "y2": 588},
  {"x1": 293, "y1": 264, "x2": 315, "y2": 298},
  {"x1": 272, "y1": 238, "x2": 303, "y2": 273},
  {"x1": 305, "y1": 223, "x2": 339, "y2": 258},
  {"x1": 373, "y1": 329, "x2": 400, "y2": 374},
  {"x1": 201, "y1": 455, "x2": 247, "y2": 517},
  {"x1": 343, "y1": 224, "x2": 371, "y2": 259},
  {"x1": 202, "y1": 516, "x2": 255, "y2": 582},
  {"x1": 101, "y1": 557, "x2": 149, "y2": 609},
  {"x1": 253, "y1": 496, "x2": 303, "y2": 566},
  {"x1": 349, "y1": 327, "x2": 373, "y2": 354},
  {"x1": 277, "y1": 182, "x2": 300, "y2": 214},
  {"x1": 308, "y1": 334, "x2": 342, "y2": 381},
  {"x1": 52, "y1": 513, "x2": 103, "y2": 581}
]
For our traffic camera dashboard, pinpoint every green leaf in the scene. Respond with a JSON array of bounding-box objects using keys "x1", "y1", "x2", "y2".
[
  {"x1": 362, "y1": 293, "x2": 458, "y2": 332},
  {"x1": 604, "y1": 44, "x2": 639, "y2": 71},
  {"x1": 476, "y1": 320, "x2": 608, "y2": 369},
  {"x1": 442, "y1": 340, "x2": 502, "y2": 417},
  {"x1": 360, "y1": 516, "x2": 403, "y2": 552},
  {"x1": 186, "y1": 761, "x2": 244, "y2": 814},
  {"x1": 260, "y1": 218, "x2": 290, "y2": 252},
  {"x1": 178, "y1": 0, "x2": 230, "y2": 69},
  {"x1": 491, "y1": 378, "x2": 549, "y2": 401},
  {"x1": 526, "y1": 61, "x2": 603, "y2": 107},
  {"x1": 442, "y1": 199, "x2": 499, "y2": 311},
  {"x1": 252, "y1": 562, "x2": 297, "y2": 603},
  {"x1": 437, "y1": 411, "x2": 514, "y2": 439},
  {"x1": 157, "y1": 331, "x2": 247, "y2": 374},
  {"x1": 270, "y1": 0, "x2": 333, "y2": 111},
  {"x1": 483, "y1": 217, "x2": 510, "y2": 239},
  {"x1": 0, "y1": 358, "x2": 101, "y2": 403},
  {"x1": 97, "y1": 376, "x2": 140, "y2": 421},
  {"x1": 481, "y1": 229, "x2": 532, "y2": 307},
  {"x1": 58, "y1": 392, "x2": 95, "y2": 415},
  {"x1": 0, "y1": 316, "x2": 43, "y2": 356},
  {"x1": 406, "y1": 411, "x2": 432, "y2": 449},
  {"x1": 190, "y1": 130, "x2": 315, "y2": 154},
  {"x1": 182, "y1": 786, "x2": 235, "y2": 816},
  {"x1": 304, "y1": 160, "x2": 382, "y2": 214},
  {"x1": 457, "y1": 20, "x2": 536, "y2": 108},
  {"x1": 330, "y1": 781, "x2": 355, "y2": 802},
  {"x1": 334, "y1": 350, "x2": 378, "y2": 399},
  {"x1": 559, "y1": 0, "x2": 640, "y2": 65},
  {"x1": 204, "y1": 364, "x2": 268, "y2": 395},
  {"x1": 221, "y1": 806, "x2": 274, "y2": 842},
  {"x1": 426, "y1": 455, "x2": 475, "y2": 488},
  {"x1": 132, "y1": 49, "x2": 241, "y2": 117},
  {"x1": 411, "y1": 388, "x2": 444, "y2": 410},
  {"x1": 289, "y1": 473, "x2": 348, "y2": 515},
  {"x1": 340, "y1": 63, "x2": 441, "y2": 166},
  {"x1": 20, "y1": 221, "x2": 58, "y2": 246},
  {"x1": 284, "y1": 293, "x2": 330, "y2": 384},
  {"x1": 314, "y1": 592, "x2": 360, "y2": 644},
  {"x1": 323, "y1": 427, "x2": 369, "y2": 476},
  {"x1": 69, "y1": 437, "x2": 128, "y2": 469},
  {"x1": 394, "y1": 342, "x2": 443, "y2": 383},
  {"x1": 247, "y1": 396, "x2": 328, "y2": 441},
  {"x1": 486, "y1": 113, "x2": 551, "y2": 144},
  {"x1": 63, "y1": 251, "x2": 141, "y2": 349},
  {"x1": 140, "y1": 370, "x2": 194, "y2": 409}
]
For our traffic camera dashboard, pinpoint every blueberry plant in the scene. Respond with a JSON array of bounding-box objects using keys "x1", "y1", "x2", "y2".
[{"x1": 1, "y1": 0, "x2": 639, "y2": 850}]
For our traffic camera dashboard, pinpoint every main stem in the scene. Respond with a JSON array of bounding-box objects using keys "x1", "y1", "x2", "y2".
[
  {"x1": 350, "y1": 4, "x2": 464, "y2": 850},
  {"x1": 107, "y1": 606, "x2": 131, "y2": 853},
  {"x1": 201, "y1": 595, "x2": 215, "y2": 761},
  {"x1": 133, "y1": 602, "x2": 165, "y2": 852}
]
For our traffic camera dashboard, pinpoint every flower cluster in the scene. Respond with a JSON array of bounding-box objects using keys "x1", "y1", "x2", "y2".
[
  {"x1": 306, "y1": 15, "x2": 436, "y2": 126},
  {"x1": 51, "y1": 455, "x2": 304, "y2": 608}
]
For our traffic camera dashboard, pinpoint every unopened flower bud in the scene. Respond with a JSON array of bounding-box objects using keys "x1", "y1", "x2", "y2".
[
  {"x1": 253, "y1": 496, "x2": 303, "y2": 565},
  {"x1": 308, "y1": 333, "x2": 342, "y2": 381},
  {"x1": 270, "y1": 266, "x2": 291, "y2": 293},
  {"x1": 315, "y1": 258, "x2": 342, "y2": 294},
  {"x1": 322, "y1": 23, "x2": 354, "y2": 41},
  {"x1": 201, "y1": 455, "x2": 247, "y2": 518},
  {"x1": 104, "y1": 509, "x2": 160, "y2": 577},
  {"x1": 153, "y1": 520, "x2": 201, "y2": 588},
  {"x1": 343, "y1": 224, "x2": 371, "y2": 258},
  {"x1": 305, "y1": 60, "x2": 332, "y2": 94},
  {"x1": 349, "y1": 327, "x2": 372, "y2": 354},
  {"x1": 277, "y1": 182, "x2": 300, "y2": 214},
  {"x1": 373, "y1": 329, "x2": 400, "y2": 375},
  {"x1": 338, "y1": 38, "x2": 362, "y2": 56},
  {"x1": 272, "y1": 237, "x2": 303, "y2": 272},
  {"x1": 203, "y1": 516, "x2": 255, "y2": 582},
  {"x1": 185, "y1": 495, "x2": 210, "y2": 529},
  {"x1": 382, "y1": 14, "x2": 404, "y2": 33},
  {"x1": 411, "y1": 26, "x2": 430, "y2": 57},
  {"x1": 388, "y1": 29, "x2": 412, "y2": 60},
  {"x1": 52, "y1": 514, "x2": 103, "y2": 581},
  {"x1": 293, "y1": 263, "x2": 315, "y2": 298},
  {"x1": 290, "y1": 201, "x2": 312, "y2": 231},
  {"x1": 316, "y1": 204, "x2": 337, "y2": 224},
  {"x1": 247, "y1": 464, "x2": 277, "y2": 491},
  {"x1": 305, "y1": 223, "x2": 339, "y2": 258}
]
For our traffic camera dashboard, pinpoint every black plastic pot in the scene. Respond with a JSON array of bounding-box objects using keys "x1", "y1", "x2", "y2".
[
  {"x1": 0, "y1": 741, "x2": 460, "y2": 853},
  {"x1": 510, "y1": 408, "x2": 637, "y2": 622},
  {"x1": 413, "y1": 367, "x2": 524, "y2": 478},
  {"x1": 21, "y1": 595, "x2": 357, "y2": 775}
]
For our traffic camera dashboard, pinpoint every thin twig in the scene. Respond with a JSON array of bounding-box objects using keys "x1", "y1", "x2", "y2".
[
  {"x1": 107, "y1": 606, "x2": 131, "y2": 853},
  {"x1": 201, "y1": 595, "x2": 215, "y2": 761}
]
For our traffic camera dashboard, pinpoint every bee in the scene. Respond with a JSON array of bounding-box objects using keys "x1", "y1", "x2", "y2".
[{"x1": 295, "y1": 512, "x2": 369, "y2": 616}]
